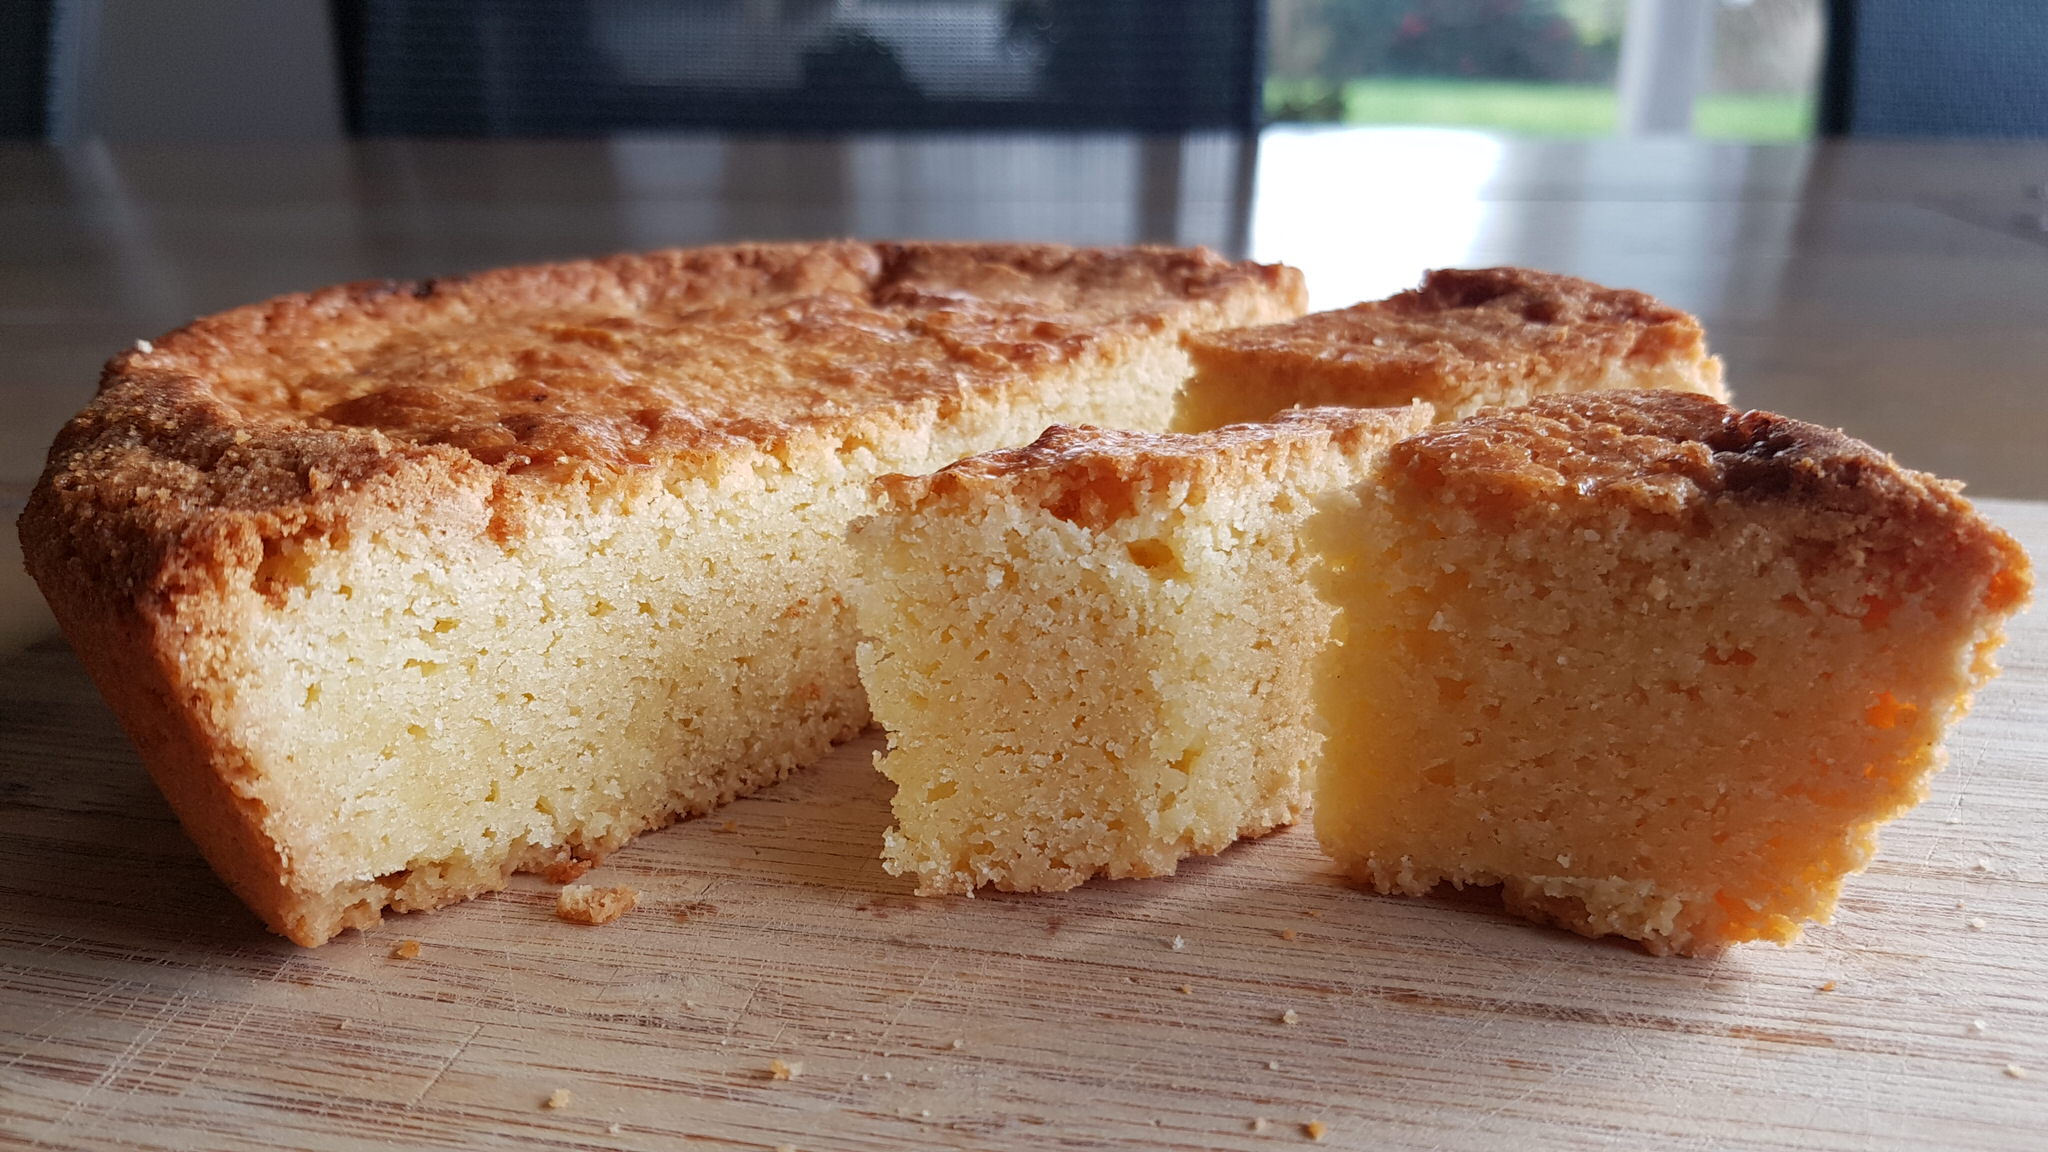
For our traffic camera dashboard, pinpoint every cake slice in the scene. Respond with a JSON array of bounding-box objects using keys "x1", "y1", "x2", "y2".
[
  {"x1": 1174, "y1": 266, "x2": 1727, "y2": 432},
  {"x1": 19, "y1": 242, "x2": 1304, "y2": 945},
  {"x1": 1308, "y1": 391, "x2": 2031, "y2": 955},
  {"x1": 851, "y1": 404, "x2": 1431, "y2": 896}
]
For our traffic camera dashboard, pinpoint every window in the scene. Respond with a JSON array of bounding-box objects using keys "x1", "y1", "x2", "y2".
[{"x1": 1266, "y1": 0, "x2": 1822, "y2": 140}]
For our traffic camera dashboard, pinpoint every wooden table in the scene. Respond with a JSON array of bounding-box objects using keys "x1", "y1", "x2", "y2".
[{"x1": 2, "y1": 132, "x2": 2046, "y2": 1149}]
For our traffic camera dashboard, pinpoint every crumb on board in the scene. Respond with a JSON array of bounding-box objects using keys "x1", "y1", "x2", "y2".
[
  {"x1": 1816, "y1": 981, "x2": 1837, "y2": 993},
  {"x1": 2007, "y1": 1064, "x2": 2028, "y2": 1080},
  {"x1": 1251, "y1": 1118, "x2": 1270, "y2": 1133},
  {"x1": 1169, "y1": 935, "x2": 1185, "y2": 951},
  {"x1": 1278, "y1": 929, "x2": 1298, "y2": 941},
  {"x1": 1303, "y1": 1120, "x2": 1327, "y2": 1141},
  {"x1": 390, "y1": 940, "x2": 421, "y2": 960},
  {"x1": 1179, "y1": 984, "x2": 1194, "y2": 995},
  {"x1": 556, "y1": 884, "x2": 639, "y2": 925},
  {"x1": 1268, "y1": 1060, "x2": 1281, "y2": 1071},
  {"x1": 1975, "y1": 858, "x2": 1994, "y2": 872},
  {"x1": 608, "y1": 1123, "x2": 622, "y2": 1135},
  {"x1": 543, "y1": 1088, "x2": 572, "y2": 1110},
  {"x1": 717, "y1": 820, "x2": 739, "y2": 834},
  {"x1": 949, "y1": 1039, "x2": 965, "y2": 1050},
  {"x1": 1971, "y1": 1019, "x2": 1989, "y2": 1035},
  {"x1": 1944, "y1": 814, "x2": 1963, "y2": 825},
  {"x1": 1967, "y1": 917, "x2": 1988, "y2": 930},
  {"x1": 770, "y1": 1058, "x2": 804, "y2": 1081},
  {"x1": 1302, "y1": 909, "x2": 1323, "y2": 919},
  {"x1": 1280, "y1": 1009, "x2": 1300, "y2": 1026},
  {"x1": 335, "y1": 1018, "x2": 350, "y2": 1030}
]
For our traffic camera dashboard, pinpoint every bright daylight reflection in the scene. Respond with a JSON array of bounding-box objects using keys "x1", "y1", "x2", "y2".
[{"x1": 1252, "y1": 127, "x2": 1505, "y2": 310}]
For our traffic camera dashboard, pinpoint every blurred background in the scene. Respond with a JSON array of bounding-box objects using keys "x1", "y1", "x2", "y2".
[{"x1": 15, "y1": 0, "x2": 2048, "y2": 143}]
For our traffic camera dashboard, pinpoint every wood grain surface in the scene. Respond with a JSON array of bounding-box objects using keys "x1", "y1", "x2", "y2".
[{"x1": 2, "y1": 501, "x2": 2044, "y2": 1152}]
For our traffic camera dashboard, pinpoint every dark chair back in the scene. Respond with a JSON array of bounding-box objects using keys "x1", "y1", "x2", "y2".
[
  {"x1": 0, "y1": 0, "x2": 53, "y2": 137},
  {"x1": 1822, "y1": 0, "x2": 2048, "y2": 136},
  {"x1": 336, "y1": 0, "x2": 1265, "y2": 136}
]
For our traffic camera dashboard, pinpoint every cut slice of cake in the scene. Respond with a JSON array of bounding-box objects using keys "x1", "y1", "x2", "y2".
[
  {"x1": 1307, "y1": 391, "x2": 2031, "y2": 955},
  {"x1": 1174, "y1": 266, "x2": 1727, "y2": 432},
  {"x1": 19, "y1": 242, "x2": 1305, "y2": 945},
  {"x1": 851, "y1": 404, "x2": 1432, "y2": 896}
]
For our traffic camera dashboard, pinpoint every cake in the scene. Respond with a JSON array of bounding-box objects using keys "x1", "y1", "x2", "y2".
[
  {"x1": 1173, "y1": 266, "x2": 1727, "y2": 433},
  {"x1": 851, "y1": 404, "x2": 1431, "y2": 896},
  {"x1": 1307, "y1": 391, "x2": 2031, "y2": 955},
  {"x1": 18, "y1": 241, "x2": 1305, "y2": 945}
]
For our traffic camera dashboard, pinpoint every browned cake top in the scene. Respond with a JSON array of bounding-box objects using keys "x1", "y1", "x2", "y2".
[
  {"x1": 1186, "y1": 266, "x2": 1710, "y2": 379},
  {"x1": 1396, "y1": 391, "x2": 1881, "y2": 506},
  {"x1": 104, "y1": 242, "x2": 1297, "y2": 475},
  {"x1": 24, "y1": 242, "x2": 1301, "y2": 599},
  {"x1": 879, "y1": 404, "x2": 1431, "y2": 529},
  {"x1": 1392, "y1": 391, "x2": 2032, "y2": 608}
]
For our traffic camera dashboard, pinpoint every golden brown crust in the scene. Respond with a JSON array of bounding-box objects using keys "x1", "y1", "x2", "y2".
[
  {"x1": 875, "y1": 403, "x2": 1433, "y2": 529},
  {"x1": 22, "y1": 242, "x2": 1303, "y2": 605},
  {"x1": 1177, "y1": 266, "x2": 1724, "y2": 429},
  {"x1": 1394, "y1": 390, "x2": 2033, "y2": 610}
]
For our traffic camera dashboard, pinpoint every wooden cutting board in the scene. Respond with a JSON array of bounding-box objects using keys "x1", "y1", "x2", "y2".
[{"x1": 3, "y1": 501, "x2": 2044, "y2": 1152}]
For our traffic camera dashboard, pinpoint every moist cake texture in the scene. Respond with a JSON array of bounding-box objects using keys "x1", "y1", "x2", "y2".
[
  {"x1": 852, "y1": 404, "x2": 1431, "y2": 896},
  {"x1": 19, "y1": 241, "x2": 1305, "y2": 945},
  {"x1": 1174, "y1": 266, "x2": 1726, "y2": 432},
  {"x1": 1308, "y1": 391, "x2": 2030, "y2": 955}
]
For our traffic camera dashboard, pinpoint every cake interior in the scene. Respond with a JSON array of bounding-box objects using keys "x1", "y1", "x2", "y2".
[
  {"x1": 854, "y1": 408, "x2": 1427, "y2": 896},
  {"x1": 203, "y1": 343, "x2": 1195, "y2": 943},
  {"x1": 1308, "y1": 417, "x2": 2027, "y2": 954}
]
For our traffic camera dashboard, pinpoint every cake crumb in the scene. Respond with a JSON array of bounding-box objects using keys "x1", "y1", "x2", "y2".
[
  {"x1": 716, "y1": 820, "x2": 739, "y2": 834},
  {"x1": 1280, "y1": 1009, "x2": 1299, "y2": 1025},
  {"x1": 134, "y1": 338, "x2": 153, "y2": 353},
  {"x1": 543, "y1": 855, "x2": 593, "y2": 884},
  {"x1": 770, "y1": 1058, "x2": 803, "y2": 1081},
  {"x1": 1278, "y1": 929, "x2": 1298, "y2": 941},
  {"x1": 949, "y1": 1038, "x2": 965, "y2": 1050},
  {"x1": 335, "y1": 1018, "x2": 350, "y2": 1030},
  {"x1": 1302, "y1": 909, "x2": 1323, "y2": 919},
  {"x1": 920, "y1": 1109, "x2": 931, "y2": 1118},
  {"x1": 1971, "y1": 1019, "x2": 1989, "y2": 1035},
  {"x1": 1944, "y1": 814, "x2": 1963, "y2": 825},
  {"x1": 1816, "y1": 981, "x2": 1837, "y2": 993},
  {"x1": 1169, "y1": 935, "x2": 1185, "y2": 951},
  {"x1": 608, "y1": 1123, "x2": 622, "y2": 1135},
  {"x1": 1178, "y1": 984, "x2": 1194, "y2": 995},
  {"x1": 391, "y1": 939, "x2": 421, "y2": 960},
  {"x1": 543, "y1": 1088, "x2": 572, "y2": 1110},
  {"x1": 882, "y1": 1072, "x2": 892, "y2": 1080},
  {"x1": 2006, "y1": 1064, "x2": 2028, "y2": 1079},
  {"x1": 556, "y1": 884, "x2": 639, "y2": 925},
  {"x1": 1251, "y1": 1118, "x2": 1270, "y2": 1133},
  {"x1": 1303, "y1": 1120, "x2": 1327, "y2": 1141},
  {"x1": 1968, "y1": 917, "x2": 1988, "y2": 930},
  {"x1": 1975, "y1": 858, "x2": 1994, "y2": 872},
  {"x1": 1267, "y1": 1060, "x2": 1281, "y2": 1071}
]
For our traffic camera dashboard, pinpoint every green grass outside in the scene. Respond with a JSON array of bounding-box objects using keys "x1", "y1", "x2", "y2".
[{"x1": 1266, "y1": 78, "x2": 1814, "y2": 141}]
